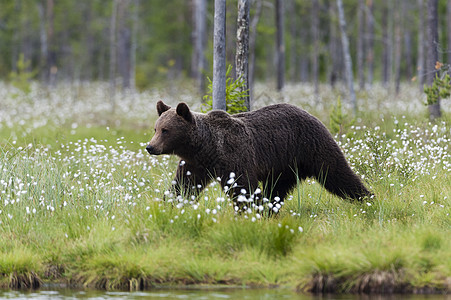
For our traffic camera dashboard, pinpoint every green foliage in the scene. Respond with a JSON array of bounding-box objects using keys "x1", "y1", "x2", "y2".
[
  {"x1": 8, "y1": 54, "x2": 36, "y2": 95},
  {"x1": 202, "y1": 65, "x2": 249, "y2": 114},
  {"x1": 329, "y1": 97, "x2": 354, "y2": 137},
  {"x1": 423, "y1": 66, "x2": 451, "y2": 105},
  {"x1": 1, "y1": 84, "x2": 451, "y2": 292}
]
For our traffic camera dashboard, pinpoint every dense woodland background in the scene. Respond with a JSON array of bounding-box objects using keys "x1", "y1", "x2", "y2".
[{"x1": 1, "y1": 0, "x2": 451, "y2": 95}]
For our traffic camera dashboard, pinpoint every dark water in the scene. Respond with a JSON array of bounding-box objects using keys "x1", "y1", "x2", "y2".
[{"x1": 0, "y1": 288, "x2": 450, "y2": 300}]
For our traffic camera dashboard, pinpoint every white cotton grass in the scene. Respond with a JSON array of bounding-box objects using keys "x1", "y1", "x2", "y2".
[{"x1": 0, "y1": 82, "x2": 449, "y2": 237}]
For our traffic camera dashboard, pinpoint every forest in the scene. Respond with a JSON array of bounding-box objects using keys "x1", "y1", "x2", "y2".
[{"x1": 1, "y1": 0, "x2": 451, "y2": 95}]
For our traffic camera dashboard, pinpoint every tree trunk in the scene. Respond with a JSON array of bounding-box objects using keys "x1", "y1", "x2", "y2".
[
  {"x1": 249, "y1": 0, "x2": 262, "y2": 103},
  {"x1": 311, "y1": 0, "x2": 319, "y2": 98},
  {"x1": 365, "y1": 0, "x2": 374, "y2": 88},
  {"x1": 448, "y1": 0, "x2": 451, "y2": 64},
  {"x1": 404, "y1": 31, "x2": 413, "y2": 80},
  {"x1": 130, "y1": 0, "x2": 139, "y2": 91},
  {"x1": 393, "y1": 2, "x2": 402, "y2": 94},
  {"x1": 37, "y1": 1, "x2": 48, "y2": 82},
  {"x1": 275, "y1": 0, "x2": 284, "y2": 91},
  {"x1": 288, "y1": 0, "x2": 297, "y2": 82},
  {"x1": 236, "y1": 0, "x2": 250, "y2": 111},
  {"x1": 109, "y1": 0, "x2": 118, "y2": 112},
  {"x1": 192, "y1": 0, "x2": 207, "y2": 94},
  {"x1": 117, "y1": 0, "x2": 131, "y2": 89},
  {"x1": 46, "y1": 0, "x2": 57, "y2": 86},
  {"x1": 382, "y1": 0, "x2": 392, "y2": 88},
  {"x1": 213, "y1": 0, "x2": 226, "y2": 111},
  {"x1": 417, "y1": 0, "x2": 425, "y2": 91},
  {"x1": 357, "y1": 0, "x2": 365, "y2": 90},
  {"x1": 336, "y1": 0, "x2": 357, "y2": 116},
  {"x1": 426, "y1": 0, "x2": 441, "y2": 119},
  {"x1": 328, "y1": 1, "x2": 340, "y2": 88}
]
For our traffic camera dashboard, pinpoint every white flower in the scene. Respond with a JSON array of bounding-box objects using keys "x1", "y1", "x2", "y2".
[
  {"x1": 229, "y1": 172, "x2": 235, "y2": 178},
  {"x1": 237, "y1": 195, "x2": 247, "y2": 202},
  {"x1": 298, "y1": 226, "x2": 303, "y2": 233}
]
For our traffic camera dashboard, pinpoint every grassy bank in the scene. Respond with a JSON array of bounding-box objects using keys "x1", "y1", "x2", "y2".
[{"x1": 0, "y1": 82, "x2": 450, "y2": 293}]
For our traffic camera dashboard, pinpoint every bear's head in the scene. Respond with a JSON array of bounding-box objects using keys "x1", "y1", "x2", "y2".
[{"x1": 146, "y1": 101, "x2": 195, "y2": 156}]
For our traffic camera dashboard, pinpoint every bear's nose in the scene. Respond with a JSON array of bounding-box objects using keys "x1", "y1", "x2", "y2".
[{"x1": 146, "y1": 145, "x2": 155, "y2": 155}]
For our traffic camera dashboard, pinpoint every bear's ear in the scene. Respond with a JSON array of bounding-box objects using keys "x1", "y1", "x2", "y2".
[
  {"x1": 176, "y1": 102, "x2": 194, "y2": 123},
  {"x1": 156, "y1": 101, "x2": 171, "y2": 116}
]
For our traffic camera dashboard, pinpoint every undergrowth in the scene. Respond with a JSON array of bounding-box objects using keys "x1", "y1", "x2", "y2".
[{"x1": 0, "y1": 82, "x2": 450, "y2": 293}]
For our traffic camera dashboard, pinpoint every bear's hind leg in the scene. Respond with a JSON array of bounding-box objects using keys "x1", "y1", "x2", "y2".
[
  {"x1": 319, "y1": 167, "x2": 371, "y2": 201},
  {"x1": 262, "y1": 173, "x2": 297, "y2": 214}
]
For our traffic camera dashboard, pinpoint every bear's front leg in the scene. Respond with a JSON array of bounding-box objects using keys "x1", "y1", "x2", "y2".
[
  {"x1": 171, "y1": 160, "x2": 209, "y2": 200},
  {"x1": 222, "y1": 172, "x2": 259, "y2": 213}
]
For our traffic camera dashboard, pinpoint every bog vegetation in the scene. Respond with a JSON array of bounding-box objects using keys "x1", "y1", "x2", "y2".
[{"x1": 0, "y1": 81, "x2": 450, "y2": 293}]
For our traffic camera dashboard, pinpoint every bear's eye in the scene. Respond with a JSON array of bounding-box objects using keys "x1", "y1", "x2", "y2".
[{"x1": 161, "y1": 129, "x2": 168, "y2": 134}]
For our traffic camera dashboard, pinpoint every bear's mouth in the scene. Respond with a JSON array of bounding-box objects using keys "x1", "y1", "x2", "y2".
[{"x1": 146, "y1": 145, "x2": 159, "y2": 155}]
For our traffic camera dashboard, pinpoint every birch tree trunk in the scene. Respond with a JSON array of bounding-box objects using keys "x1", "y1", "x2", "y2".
[
  {"x1": 382, "y1": 0, "x2": 393, "y2": 89},
  {"x1": 417, "y1": 0, "x2": 425, "y2": 91},
  {"x1": 275, "y1": 0, "x2": 284, "y2": 91},
  {"x1": 249, "y1": 0, "x2": 262, "y2": 103},
  {"x1": 37, "y1": 1, "x2": 48, "y2": 82},
  {"x1": 192, "y1": 0, "x2": 207, "y2": 94},
  {"x1": 117, "y1": 0, "x2": 131, "y2": 89},
  {"x1": 328, "y1": 1, "x2": 340, "y2": 88},
  {"x1": 336, "y1": 0, "x2": 357, "y2": 116},
  {"x1": 426, "y1": 0, "x2": 441, "y2": 119},
  {"x1": 393, "y1": 2, "x2": 402, "y2": 95},
  {"x1": 109, "y1": 0, "x2": 118, "y2": 112},
  {"x1": 288, "y1": 0, "x2": 297, "y2": 82},
  {"x1": 365, "y1": 0, "x2": 374, "y2": 88},
  {"x1": 447, "y1": 0, "x2": 451, "y2": 64},
  {"x1": 357, "y1": 0, "x2": 365, "y2": 90},
  {"x1": 213, "y1": 0, "x2": 226, "y2": 111},
  {"x1": 311, "y1": 0, "x2": 319, "y2": 98},
  {"x1": 236, "y1": 0, "x2": 250, "y2": 111},
  {"x1": 130, "y1": 0, "x2": 139, "y2": 91},
  {"x1": 46, "y1": 0, "x2": 56, "y2": 86}
]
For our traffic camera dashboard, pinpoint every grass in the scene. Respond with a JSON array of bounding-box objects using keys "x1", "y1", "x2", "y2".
[{"x1": 0, "y1": 81, "x2": 450, "y2": 293}]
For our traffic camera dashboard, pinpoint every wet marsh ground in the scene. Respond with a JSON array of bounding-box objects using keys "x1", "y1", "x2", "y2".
[{"x1": 0, "y1": 81, "x2": 450, "y2": 294}]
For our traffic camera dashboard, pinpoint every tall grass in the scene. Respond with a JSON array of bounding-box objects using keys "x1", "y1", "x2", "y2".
[{"x1": 0, "y1": 82, "x2": 450, "y2": 292}]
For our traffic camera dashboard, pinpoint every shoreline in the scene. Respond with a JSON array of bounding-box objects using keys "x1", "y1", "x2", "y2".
[{"x1": 3, "y1": 271, "x2": 450, "y2": 295}]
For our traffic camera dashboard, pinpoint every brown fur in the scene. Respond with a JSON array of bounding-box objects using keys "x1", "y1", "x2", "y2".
[{"x1": 147, "y1": 101, "x2": 371, "y2": 209}]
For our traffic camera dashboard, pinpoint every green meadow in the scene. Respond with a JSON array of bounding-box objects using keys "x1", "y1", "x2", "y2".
[{"x1": 0, "y1": 82, "x2": 450, "y2": 293}]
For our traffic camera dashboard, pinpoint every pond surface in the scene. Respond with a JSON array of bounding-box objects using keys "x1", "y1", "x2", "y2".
[{"x1": 0, "y1": 288, "x2": 450, "y2": 300}]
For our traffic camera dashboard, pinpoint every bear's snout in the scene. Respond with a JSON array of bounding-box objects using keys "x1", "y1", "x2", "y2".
[{"x1": 146, "y1": 144, "x2": 156, "y2": 155}]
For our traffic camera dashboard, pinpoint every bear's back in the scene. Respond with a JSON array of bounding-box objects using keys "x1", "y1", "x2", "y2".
[
  {"x1": 233, "y1": 103, "x2": 323, "y2": 134},
  {"x1": 233, "y1": 103, "x2": 339, "y2": 176}
]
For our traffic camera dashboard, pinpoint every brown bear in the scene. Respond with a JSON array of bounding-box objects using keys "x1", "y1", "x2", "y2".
[{"x1": 146, "y1": 101, "x2": 371, "y2": 211}]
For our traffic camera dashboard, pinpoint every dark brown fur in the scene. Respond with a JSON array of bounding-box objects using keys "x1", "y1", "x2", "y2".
[{"x1": 147, "y1": 101, "x2": 371, "y2": 209}]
